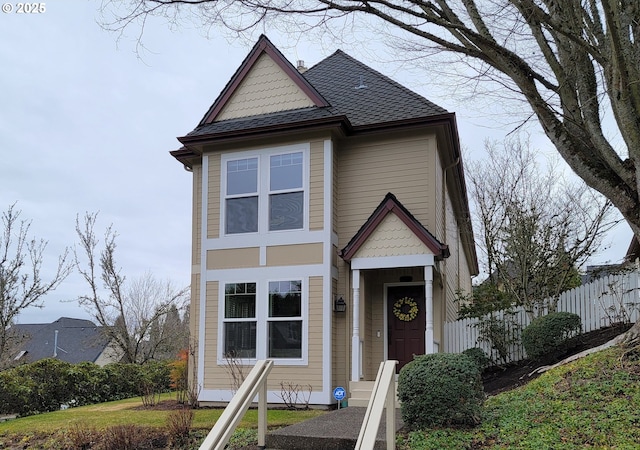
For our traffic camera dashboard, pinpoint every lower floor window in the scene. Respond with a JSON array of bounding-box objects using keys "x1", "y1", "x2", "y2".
[
  {"x1": 223, "y1": 280, "x2": 304, "y2": 360},
  {"x1": 268, "y1": 280, "x2": 302, "y2": 358},
  {"x1": 224, "y1": 322, "x2": 256, "y2": 359},
  {"x1": 223, "y1": 283, "x2": 256, "y2": 358}
]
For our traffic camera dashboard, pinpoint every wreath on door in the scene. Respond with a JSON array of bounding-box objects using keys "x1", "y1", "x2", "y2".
[{"x1": 393, "y1": 297, "x2": 419, "y2": 322}]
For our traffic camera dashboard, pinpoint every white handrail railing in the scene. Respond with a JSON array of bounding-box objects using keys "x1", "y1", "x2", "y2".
[
  {"x1": 355, "y1": 360, "x2": 398, "y2": 450},
  {"x1": 199, "y1": 359, "x2": 274, "y2": 450}
]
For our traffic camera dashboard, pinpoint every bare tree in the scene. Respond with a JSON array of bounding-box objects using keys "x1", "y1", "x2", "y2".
[
  {"x1": 99, "y1": 0, "x2": 640, "y2": 340},
  {"x1": 0, "y1": 203, "x2": 72, "y2": 368},
  {"x1": 100, "y1": 0, "x2": 640, "y2": 241},
  {"x1": 75, "y1": 212, "x2": 189, "y2": 363},
  {"x1": 469, "y1": 138, "x2": 616, "y2": 319}
]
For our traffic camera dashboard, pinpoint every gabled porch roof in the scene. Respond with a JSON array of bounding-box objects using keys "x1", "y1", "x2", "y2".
[{"x1": 339, "y1": 192, "x2": 450, "y2": 263}]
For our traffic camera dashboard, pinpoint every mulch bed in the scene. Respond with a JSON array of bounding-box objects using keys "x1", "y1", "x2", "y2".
[{"x1": 482, "y1": 324, "x2": 632, "y2": 396}]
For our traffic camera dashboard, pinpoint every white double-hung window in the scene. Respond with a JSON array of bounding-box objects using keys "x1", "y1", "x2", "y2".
[
  {"x1": 269, "y1": 152, "x2": 303, "y2": 231},
  {"x1": 222, "y1": 279, "x2": 305, "y2": 362},
  {"x1": 223, "y1": 146, "x2": 306, "y2": 235},
  {"x1": 225, "y1": 158, "x2": 259, "y2": 234}
]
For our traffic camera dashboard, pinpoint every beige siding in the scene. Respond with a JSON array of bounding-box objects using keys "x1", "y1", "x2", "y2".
[
  {"x1": 332, "y1": 277, "x2": 348, "y2": 391},
  {"x1": 203, "y1": 281, "x2": 219, "y2": 389},
  {"x1": 207, "y1": 154, "x2": 221, "y2": 239},
  {"x1": 192, "y1": 165, "x2": 203, "y2": 268},
  {"x1": 443, "y1": 191, "x2": 462, "y2": 322},
  {"x1": 434, "y1": 150, "x2": 445, "y2": 241},
  {"x1": 354, "y1": 213, "x2": 433, "y2": 258},
  {"x1": 217, "y1": 53, "x2": 315, "y2": 121},
  {"x1": 188, "y1": 273, "x2": 200, "y2": 389},
  {"x1": 338, "y1": 133, "x2": 438, "y2": 247},
  {"x1": 309, "y1": 140, "x2": 324, "y2": 231},
  {"x1": 433, "y1": 281, "x2": 444, "y2": 348},
  {"x1": 206, "y1": 248, "x2": 260, "y2": 270},
  {"x1": 266, "y1": 243, "x2": 323, "y2": 266}
]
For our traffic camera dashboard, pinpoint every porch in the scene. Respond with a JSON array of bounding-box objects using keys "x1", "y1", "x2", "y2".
[{"x1": 344, "y1": 266, "x2": 444, "y2": 406}]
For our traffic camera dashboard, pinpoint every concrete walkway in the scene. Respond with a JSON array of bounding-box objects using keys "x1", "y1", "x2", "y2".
[{"x1": 265, "y1": 406, "x2": 404, "y2": 450}]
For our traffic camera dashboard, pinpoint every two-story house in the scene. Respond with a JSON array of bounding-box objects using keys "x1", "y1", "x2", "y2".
[{"x1": 171, "y1": 35, "x2": 478, "y2": 407}]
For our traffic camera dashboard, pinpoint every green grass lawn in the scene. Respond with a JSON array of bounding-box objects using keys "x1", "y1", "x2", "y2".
[
  {"x1": 397, "y1": 345, "x2": 640, "y2": 449},
  {"x1": 2, "y1": 345, "x2": 639, "y2": 449},
  {"x1": 0, "y1": 392, "x2": 324, "y2": 434},
  {"x1": 0, "y1": 392, "x2": 326, "y2": 449}
]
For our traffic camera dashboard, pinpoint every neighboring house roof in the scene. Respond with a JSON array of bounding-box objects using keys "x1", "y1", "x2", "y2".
[
  {"x1": 340, "y1": 192, "x2": 450, "y2": 262},
  {"x1": 10, "y1": 317, "x2": 113, "y2": 365}
]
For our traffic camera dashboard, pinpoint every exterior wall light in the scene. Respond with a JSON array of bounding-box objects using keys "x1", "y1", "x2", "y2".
[{"x1": 334, "y1": 296, "x2": 347, "y2": 313}]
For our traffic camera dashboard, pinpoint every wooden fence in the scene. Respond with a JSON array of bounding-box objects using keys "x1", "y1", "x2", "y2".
[{"x1": 443, "y1": 269, "x2": 640, "y2": 364}]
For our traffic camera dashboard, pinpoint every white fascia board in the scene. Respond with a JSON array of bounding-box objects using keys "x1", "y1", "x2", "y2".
[
  {"x1": 350, "y1": 254, "x2": 435, "y2": 270},
  {"x1": 206, "y1": 229, "x2": 325, "y2": 250}
]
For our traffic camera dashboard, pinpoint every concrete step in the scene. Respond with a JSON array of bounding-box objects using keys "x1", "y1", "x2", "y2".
[{"x1": 265, "y1": 406, "x2": 403, "y2": 450}]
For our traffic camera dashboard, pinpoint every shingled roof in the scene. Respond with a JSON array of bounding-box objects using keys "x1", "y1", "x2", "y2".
[
  {"x1": 10, "y1": 317, "x2": 112, "y2": 365},
  {"x1": 178, "y1": 35, "x2": 449, "y2": 143},
  {"x1": 303, "y1": 50, "x2": 447, "y2": 127}
]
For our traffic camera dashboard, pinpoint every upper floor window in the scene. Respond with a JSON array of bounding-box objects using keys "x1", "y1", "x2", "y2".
[
  {"x1": 269, "y1": 153, "x2": 303, "y2": 231},
  {"x1": 223, "y1": 148, "x2": 306, "y2": 235},
  {"x1": 225, "y1": 158, "x2": 258, "y2": 234}
]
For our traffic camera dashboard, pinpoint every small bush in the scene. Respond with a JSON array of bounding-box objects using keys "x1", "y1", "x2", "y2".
[
  {"x1": 462, "y1": 347, "x2": 490, "y2": 371},
  {"x1": 166, "y1": 408, "x2": 194, "y2": 447},
  {"x1": 99, "y1": 424, "x2": 147, "y2": 450},
  {"x1": 66, "y1": 423, "x2": 97, "y2": 450},
  {"x1": 522, "y1": 312, "x2": 582, "y2": 360},
  {"x1": 397, "y1": 353, "x2": 484, "y2": 429}
]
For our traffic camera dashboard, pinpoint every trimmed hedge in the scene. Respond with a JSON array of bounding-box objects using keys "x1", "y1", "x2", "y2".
[
  {"x1": 462, "y1": 347, "x2": 490, "y2": 371},
  {"x1": 521, "y1": 312, "x2": 582, "y2": 360},
  {"x1": 397, "y1": 353, "x2": 484, "y2": 429},
  {"x1": 0, "y1": 359, "x2": 172, "y2": 416}
]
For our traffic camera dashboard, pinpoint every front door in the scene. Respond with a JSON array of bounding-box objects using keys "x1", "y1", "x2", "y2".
[{"x1": 387, "y1": 285, "x2": 425, "y2": 372}]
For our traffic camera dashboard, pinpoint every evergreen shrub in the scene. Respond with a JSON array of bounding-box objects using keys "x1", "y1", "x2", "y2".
[
  {"x1": 462, "y1": 347, "x2": 490, "y2": 371},
  {"x1": 0, "y1": 359, "x2": 172, "y2": 416},
  {"x1": 521, "y1": 312, "x2": 582, "y2": 360},
  {"x1": 397, "y1": 353, "x2": 484, "y2": 429}
]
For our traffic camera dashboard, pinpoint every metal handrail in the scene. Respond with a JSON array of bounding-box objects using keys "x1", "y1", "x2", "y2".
[
  {"x1": 199, "y1": 359, "x2": 274, "y2": 450},
  {"x1": 355, "y1": 360, "x2": 398, "y2": 450}
]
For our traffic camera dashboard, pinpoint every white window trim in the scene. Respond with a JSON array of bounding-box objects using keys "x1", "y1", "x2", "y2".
[
  {"x1": 217, "y1": 276, "x2": 309, "y2": 366},
  {"x1": 220, "y1": 144, "x2": 310, "y2": 238}
]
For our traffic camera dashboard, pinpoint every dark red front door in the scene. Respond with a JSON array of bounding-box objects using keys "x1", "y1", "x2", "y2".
[{"x1": 387, "y1": 285, "x2": 425, "y2": 372}]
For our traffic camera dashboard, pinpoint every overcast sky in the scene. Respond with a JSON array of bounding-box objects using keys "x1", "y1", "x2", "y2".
[{"x1": 1, "y1": 2, "x2": 632, "y2": 324}]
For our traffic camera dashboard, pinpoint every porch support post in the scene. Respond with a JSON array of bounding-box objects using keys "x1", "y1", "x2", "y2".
[
  {"x1": 351, "y1": 269, "x2": 361, "y2": 381},
  {"x1": 424, "y1": 266, "x2": 434, "y2": 354}
]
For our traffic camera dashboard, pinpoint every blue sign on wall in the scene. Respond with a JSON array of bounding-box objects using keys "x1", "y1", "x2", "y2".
[{"x1": 333, "y1": 386, "x2": 346, "y2": 401}]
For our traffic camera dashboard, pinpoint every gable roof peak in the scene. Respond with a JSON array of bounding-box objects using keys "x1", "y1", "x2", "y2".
[
  {"x1": 199, "y1": 35, "x2": 328, "y2": 125},
  {"x1": 340, "y1": 192, "x2": 449, "y2": 262}
]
